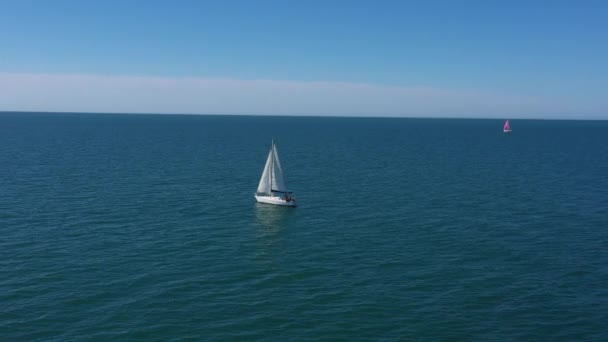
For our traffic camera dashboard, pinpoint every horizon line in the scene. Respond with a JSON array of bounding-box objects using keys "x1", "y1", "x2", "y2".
[{"x1": 1, "y1": 110, "x2": 606, "y2": 122}]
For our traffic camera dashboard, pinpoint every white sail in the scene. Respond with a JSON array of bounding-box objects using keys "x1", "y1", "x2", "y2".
[
  {"x1": 256, "y1": 149, "x2": 273, "y2": 194},
  {"x1": 271, "y1": 144, "x2": 287, "y2": 192}
]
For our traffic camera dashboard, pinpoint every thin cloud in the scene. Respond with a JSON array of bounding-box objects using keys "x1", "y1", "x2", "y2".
[{"x1": 0, "y1": 72, "x2": 602, "y2": 118}]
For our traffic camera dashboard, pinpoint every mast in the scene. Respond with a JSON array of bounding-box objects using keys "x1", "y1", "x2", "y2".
[{"x1": 270, "y1": 139, "x2": 274, "y2": 196}]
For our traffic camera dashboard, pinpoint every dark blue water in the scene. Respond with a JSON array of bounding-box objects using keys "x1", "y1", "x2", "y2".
[{"x1": 1, "y1": 112, "x2": 607, "y2": 340}]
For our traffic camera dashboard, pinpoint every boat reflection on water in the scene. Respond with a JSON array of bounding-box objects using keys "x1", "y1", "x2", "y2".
[
  {"x1": 254, "y1": 203, "x2": 294, "y2": 265},
  {"x1": 254, "y1": 202, "x2": 293, "y2": 235}
]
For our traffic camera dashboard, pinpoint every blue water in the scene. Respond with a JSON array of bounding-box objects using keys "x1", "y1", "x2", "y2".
[{"x1": 1, "y1": 112, "x2": 607, "y2": 340}]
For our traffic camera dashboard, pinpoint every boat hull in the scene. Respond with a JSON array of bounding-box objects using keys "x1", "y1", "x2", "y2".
[
  {"x1": 254, "y1": 195, "x2": 297, "y2": 207},
  {"x1": 503, "y1": 129, "x2": 512, "y2": 133}
]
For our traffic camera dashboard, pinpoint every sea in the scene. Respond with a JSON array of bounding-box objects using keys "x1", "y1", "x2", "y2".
[{"x1": 1, "y1": 112, "x2": 607, "y2": 341}]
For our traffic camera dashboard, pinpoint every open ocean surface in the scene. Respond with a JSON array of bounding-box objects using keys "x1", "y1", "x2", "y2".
[{"x1": 1, "y1": 112, "x2": 607, "y2": 341}]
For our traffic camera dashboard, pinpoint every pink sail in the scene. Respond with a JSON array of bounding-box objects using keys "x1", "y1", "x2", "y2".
[{"x1": 503, "y1": 120, "x2": 511, "y2": 131}]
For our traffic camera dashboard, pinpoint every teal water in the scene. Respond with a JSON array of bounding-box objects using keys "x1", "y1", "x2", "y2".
[{"x1": 1, "y1": 112, "x2": 607, "y2": 340}]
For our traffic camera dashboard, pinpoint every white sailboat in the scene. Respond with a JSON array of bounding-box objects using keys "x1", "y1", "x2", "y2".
[
  {"x1": 254, "y1": 140, "x2": 296, "y2": 207},
  {"x1": 503, "y1": 119, "x2": 512, "y2": 133}
]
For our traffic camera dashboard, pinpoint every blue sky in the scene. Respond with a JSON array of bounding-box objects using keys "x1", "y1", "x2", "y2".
[{"x1": 1, "y1": 0, "x2": 607, "y2": 118}]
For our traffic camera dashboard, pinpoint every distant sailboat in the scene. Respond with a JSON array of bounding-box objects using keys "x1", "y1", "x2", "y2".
[
  {"x1": 503, "y1": 120, "x2": 512, "y2": 133},
  {"x1": 254, "y1": 140, "x2": 296, "y2": 207}
]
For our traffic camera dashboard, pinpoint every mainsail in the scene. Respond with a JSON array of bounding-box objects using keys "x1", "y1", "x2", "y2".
[
  {"x1": 503, "y1": 120, "x2": 511, "y2": 131},
  {"x1": 256, "y1": 141, "x2": 289, "y2": 195},
  {"x1": 270, "y1": 144, "x2": 287, "y2": 193}
]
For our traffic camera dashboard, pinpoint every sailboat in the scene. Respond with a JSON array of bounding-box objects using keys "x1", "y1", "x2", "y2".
[
  {"x1": 254, "y1": 140, "x2": 296, "y2": 207},
  {"x1": 503, "y1": 120, "x2": 512, "y2": 133}
]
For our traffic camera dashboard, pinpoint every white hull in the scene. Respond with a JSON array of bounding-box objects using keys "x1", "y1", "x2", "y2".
[
  {"x1": 255, "y1": 195, "x2": 297, "y2": 207},
  {"x1": 503, "y1": 129, "x2": 512, "y2": 133}
]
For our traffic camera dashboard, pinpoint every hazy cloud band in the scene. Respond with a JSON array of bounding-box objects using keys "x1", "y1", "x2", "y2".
[{"x1": 0, "y1": 72, "x2": 602, "y2": 118}]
